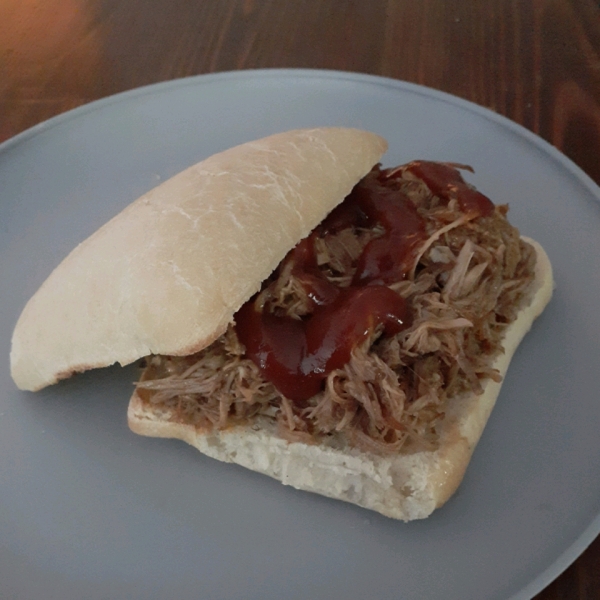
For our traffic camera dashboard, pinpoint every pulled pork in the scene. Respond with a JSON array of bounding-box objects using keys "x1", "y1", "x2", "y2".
[{"x1": 136, "y1": 163, "x2": 536, "y2": 454}]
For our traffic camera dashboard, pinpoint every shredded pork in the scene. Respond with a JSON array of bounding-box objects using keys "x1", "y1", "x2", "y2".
[{"x1": 136, "y1": 164, "x2": 536, "y2": 454}]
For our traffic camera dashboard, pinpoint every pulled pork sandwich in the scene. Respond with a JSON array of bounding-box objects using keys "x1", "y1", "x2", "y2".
[{"x1": 10, "y1": 127, "x2": 553, "y2": 520}]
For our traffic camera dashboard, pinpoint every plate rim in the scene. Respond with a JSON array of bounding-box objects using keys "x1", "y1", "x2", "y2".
[{"x1": 2, "y1": 68, "x2": 600, "y2": 208}]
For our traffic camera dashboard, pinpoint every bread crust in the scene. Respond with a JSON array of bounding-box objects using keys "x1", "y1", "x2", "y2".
[
  {"x1": 10, "y1": 128, "x2": 387, "y2": 391},
  {"x1": 127, "y1": 239, "x2": 553, "y2": 521}
]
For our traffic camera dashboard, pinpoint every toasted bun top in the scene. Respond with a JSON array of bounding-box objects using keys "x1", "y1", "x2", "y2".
[{"x1": 10, "y1": 128, "x2": 387, "y2": 391}]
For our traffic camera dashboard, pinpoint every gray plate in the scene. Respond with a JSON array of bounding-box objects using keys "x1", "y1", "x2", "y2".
[{"x1": 1, "y1": 70, "x2": 599, "y2": 600}]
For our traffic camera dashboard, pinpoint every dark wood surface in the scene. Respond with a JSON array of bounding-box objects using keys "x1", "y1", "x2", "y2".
[{"x1": 1, "y1": 1, "x2": 599, "y2": 597}]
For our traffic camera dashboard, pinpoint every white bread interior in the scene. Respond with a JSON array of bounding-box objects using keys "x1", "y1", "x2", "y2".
[
  {"x1": 128, "y1": 239, "x2": 553, "y2": 521},
  {"x1": 11, "y1": 128, "x2": 387, "y2": 391}
]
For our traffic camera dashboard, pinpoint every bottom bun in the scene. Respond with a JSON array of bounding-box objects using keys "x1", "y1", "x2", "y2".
[{"x1": 127, "y1": 238, "x2": 553, "y2": 521}]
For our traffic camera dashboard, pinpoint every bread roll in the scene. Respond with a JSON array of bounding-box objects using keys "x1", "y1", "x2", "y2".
[{"x1": 10, "y1": 128, "x2": 387, "y2": 391}]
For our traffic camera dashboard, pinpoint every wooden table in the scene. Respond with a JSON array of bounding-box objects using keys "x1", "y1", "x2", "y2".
[{"x1": 1, "y1": 1, "x2": 599, "y2": 597}]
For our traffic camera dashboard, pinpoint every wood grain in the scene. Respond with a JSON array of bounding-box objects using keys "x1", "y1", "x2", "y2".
[{"x1": 1, "y1": 1, "x2": 599, "y2": 597}]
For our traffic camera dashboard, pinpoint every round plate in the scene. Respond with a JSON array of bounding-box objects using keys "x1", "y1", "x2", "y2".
[{"x1": 1, "y1": 70, "x2": 599, "y2": 600}]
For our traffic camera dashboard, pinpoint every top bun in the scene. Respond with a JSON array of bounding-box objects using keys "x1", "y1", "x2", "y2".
[{"x1": 11, "y1": 128, "x2": 388, "y2": 391}]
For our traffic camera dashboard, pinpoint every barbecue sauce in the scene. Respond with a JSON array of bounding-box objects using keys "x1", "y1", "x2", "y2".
[
  {"x1": 236, "y1": 286, "x2": 410, "y2": 402},
  {"x1": 235, "y1": 162, "x2": 494, "y2": 402},
  {"x1": 406, "y1": 161, "x2": 495, "y2": 217}
]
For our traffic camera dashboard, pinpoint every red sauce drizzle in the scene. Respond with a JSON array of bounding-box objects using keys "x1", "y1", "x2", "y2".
[
  {"x1": 350, "y1": 180, "x2": 428, "y2": 284},
  {"x1": 406, "y1": 161, "x2": 495, "y2": 217},
  {"x1": 283, "y1": 237, "x2": 339, "y2": 308},
  {"x1": 235, "y1": 161, "x2": 494, "y2": 402},
  {"x1": 236, "y1": 285, "x2": 411, "y2": 402}
]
